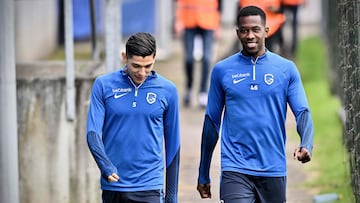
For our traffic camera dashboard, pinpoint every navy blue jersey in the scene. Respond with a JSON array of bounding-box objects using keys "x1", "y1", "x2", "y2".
[
  {"x1": 87, "y1": 67, "x2": 180, "y2": 197},
  {"x1": 199, "y1": 50, "x2": 313, "y2": 183}
]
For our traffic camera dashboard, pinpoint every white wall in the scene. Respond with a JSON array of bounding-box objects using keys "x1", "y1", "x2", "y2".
[{"x1": 15, "y1": 0, "x2": 58, "y2": 62}]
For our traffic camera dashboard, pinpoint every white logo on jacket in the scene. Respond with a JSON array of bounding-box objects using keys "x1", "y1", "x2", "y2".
[
  {"x1": 264, "y1": 74, "x2": 274, "y2": 85},
  {"x1": 146, "y1": 92, "x2": 157, "y2": 104},
  {"x1": 114, "y1": 93, "x2": 128, "y2": 99},
  {"x1": 233, "y1": 77, "x2": 247, "y2": 84}
]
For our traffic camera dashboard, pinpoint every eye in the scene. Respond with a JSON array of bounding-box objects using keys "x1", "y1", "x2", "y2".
[
  {"x1": 145, "y1": 64, "x2": 153, "y2": 68},
  {"x1": 132, "y1": 64, "x2": 141, "y2": 68},
  {"x1": 252, "y1": 27, "x2": 261, "y2": 33},
  {"x1": 239, "y1": 29, "x2": 248, "y2": 34}
]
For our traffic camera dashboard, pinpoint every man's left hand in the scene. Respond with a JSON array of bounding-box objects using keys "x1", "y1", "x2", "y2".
[{"x1": 294, "y1": 147, "x2": 311, "y2": 163}]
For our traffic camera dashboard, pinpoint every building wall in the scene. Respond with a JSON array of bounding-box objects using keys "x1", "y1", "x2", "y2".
[
  {"x1": 15, "y1": 0, "x2": 58, "y2": 62},
  {"x1": 16, "y1": 62, "x2": 101, "y2": 203}
]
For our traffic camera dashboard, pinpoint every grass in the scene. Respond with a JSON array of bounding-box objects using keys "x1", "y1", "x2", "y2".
[{"x1": 294, "y1": 36, "x2": 355, "y2": 202}]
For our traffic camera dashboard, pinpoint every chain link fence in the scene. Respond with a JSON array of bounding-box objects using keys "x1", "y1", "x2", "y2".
[{"x1": 322, "y1": 0, "x2": 360, "y2": 201}]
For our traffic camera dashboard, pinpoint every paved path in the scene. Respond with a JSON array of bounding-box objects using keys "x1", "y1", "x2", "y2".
[{"x1": 155, "y1": 20, "x2": 319, "y2": 202}]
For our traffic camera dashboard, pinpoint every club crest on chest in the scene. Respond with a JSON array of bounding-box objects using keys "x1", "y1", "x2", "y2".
[
  {"x1": 146, "y1": 92, "x2": 157, "y2": 104},
  {"x1": 264, "y1": 74, "x2": 274, "y2": 85}
]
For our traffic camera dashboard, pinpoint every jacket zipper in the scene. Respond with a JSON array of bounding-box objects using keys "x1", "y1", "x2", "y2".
[
  {"x1": 251, "y1": 56, "x2": 259, "y2": 81},
  {"x1": 128, "y1": 76, "x2": 144, "y2": 107}
]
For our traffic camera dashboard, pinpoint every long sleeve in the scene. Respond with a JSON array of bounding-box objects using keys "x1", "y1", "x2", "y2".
[
  {"x1": 86, "y1": 78, "x2": 117, "y2": 179},
  {"x1": 165, "y1": 150, "x2": 180, "y2": 203},
  {"x1": 163, "y1": 85, "x2": 180, "y2": 203},
  {"x1": 198, "y1": 115, "x2": 219, "y2": 184},
  {"x1": 287, "y1": 61, "x2": 314, "y2": 154},
  {"x1": 197, "y1": 64, "x2": 224, "y2": 184},
  {"x1": 87, "y1": 131, "x2": 118, "y2": 179},
  {"x1": 296, "y1": 110, "x2": 314, "y2": 154}
]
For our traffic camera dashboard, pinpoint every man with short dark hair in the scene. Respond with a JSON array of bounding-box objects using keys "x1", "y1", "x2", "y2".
[
  {"x1": 87, "y1": 32, "x2": 180, "y2": 203},
  {"x1": 197, "y1": 6, "x2": 314, "y2": 202}
]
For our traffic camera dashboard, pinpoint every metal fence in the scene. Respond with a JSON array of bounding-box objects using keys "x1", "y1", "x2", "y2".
[{"x1": 322, "y1": 0, "x2": 360, "y2": 201}]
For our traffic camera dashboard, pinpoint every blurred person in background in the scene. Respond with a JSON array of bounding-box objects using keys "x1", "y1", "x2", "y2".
[
  {"x1": 281, "y1": 0, "x2": 306, "y2": 58},
  {"x1": 174, "y1": 0, "x2": 222, "y2": 108},
  {"x1": 87, "y1": 32, "x2": 180, "y2": 203},
  {"x1": 196, "y1": 6, "x2": 313, "y2": 202}
]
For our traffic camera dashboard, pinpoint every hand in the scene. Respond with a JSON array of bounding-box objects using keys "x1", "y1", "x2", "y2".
[
  {"x1": 197, "y1": 183, "x2": 212, "y2": 199},
  {"x1": 294, "y1": 147, "x2": 311, "y2": 163},
  {"x1": 107, "y1": 173, "x2": 119, "y2": 182}
]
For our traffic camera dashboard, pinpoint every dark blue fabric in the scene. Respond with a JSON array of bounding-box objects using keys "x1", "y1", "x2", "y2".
[
  {"x1": 183, "y1": 28, "x2": 214, "y2": 92},
  {"x1": 165, "y1": 150, "x2": 180, "y2": 203},
  {"x1": 87, "y1": 131, "x2": 118, "y2": 179},
  {"x1": 198, "y1": 115, "x2": 219, "y2": 184},
  {"x1": 297, "y1": 110, "x2": 314, "y2": 154},
  {"x1": 102, "y1": 189, "x2": 164, "y2": 203},
  {"x1": 220, "y1": 171, "x2": 286, "y2": 203}
]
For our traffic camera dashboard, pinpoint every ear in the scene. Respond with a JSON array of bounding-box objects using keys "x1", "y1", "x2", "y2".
[
  {"x1": 265, "y1": 27, "x2": 269, "y2": 37},
  {"x1": 236, "y1": 28, "x2": 241, "y2": 39},
  {"x1": 121, "y1": 52, "x2": 127, "y2": 63}
]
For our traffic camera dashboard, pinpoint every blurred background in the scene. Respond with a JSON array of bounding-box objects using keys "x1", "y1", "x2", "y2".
[{"x1": 1, "y1": 0, "x2": 359, "y2": 203}]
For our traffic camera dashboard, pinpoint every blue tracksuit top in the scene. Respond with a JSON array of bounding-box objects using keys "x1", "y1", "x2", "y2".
[
  {"x1": 87, "y1": 67, "x2": 180, "y2": 196},
  {"x1": 199, "y1": 50, "x2": 314, "y2": 182}
]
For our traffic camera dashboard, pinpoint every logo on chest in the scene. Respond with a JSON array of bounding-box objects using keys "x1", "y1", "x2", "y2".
[
  {"x1": 112, "y1": 87, "x2": 132, "y2": 99},
  {"x1": 264, "y1": 74, "x2": 274, "y2": 85},
  {"x1": 146, "y1": 92, "x2": 157, "y2": 104}
]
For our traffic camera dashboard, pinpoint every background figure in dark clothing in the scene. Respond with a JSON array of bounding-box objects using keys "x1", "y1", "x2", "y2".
[
  {"x1": 174, "y1": 0, "x2": 222, "y2": 108},
  {"x1": 282, "y1": 0, "x2": 305, "y2": 57}
]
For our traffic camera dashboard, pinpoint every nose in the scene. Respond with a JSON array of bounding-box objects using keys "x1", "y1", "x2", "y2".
[
  {"x1": 247, "y1": 31, "x2": 255, "y2": 39},
  {"x1": 138, "y1": 67, "x2": 147, "y2": 76}
]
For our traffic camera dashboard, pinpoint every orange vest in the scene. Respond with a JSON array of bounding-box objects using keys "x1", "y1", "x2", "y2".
[
  {"x1": 176, "y1": 0, "x2": 220, "y2": 30},
  {"x1": 239, "y1": 0, "x2": 286, "y2": 37},
  {"x1": 281, "y1": 0, "x2": 305, "y2": 6}
]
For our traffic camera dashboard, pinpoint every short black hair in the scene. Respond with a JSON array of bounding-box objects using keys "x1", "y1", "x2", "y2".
[
  {"x1": 237, "y1": 6, "x2": 266, "y2": 27},
  {"x1": 126, "y1": 32, "x2": 156, "y2": 58}
]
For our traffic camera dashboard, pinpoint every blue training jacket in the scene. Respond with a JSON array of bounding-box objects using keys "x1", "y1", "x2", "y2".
[
  {"x1": 87, "y1": 67, "x2": 180, "y2": 202},
  {"x1": 198, "y1": 50, "x2": 314, "y2": 184}
]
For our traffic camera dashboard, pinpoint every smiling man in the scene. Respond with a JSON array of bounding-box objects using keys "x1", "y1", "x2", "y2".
[
  {"x1": 87, "y1": 32, "x2": 180, "y2": 203},
  {"x1": 197, "y1": 6, "x2": 314, "y2": 203}
]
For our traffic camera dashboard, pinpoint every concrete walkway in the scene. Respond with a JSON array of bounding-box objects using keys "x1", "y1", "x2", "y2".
[{"x1": 155, "y1": 14, "x2": 320, "y2": 201}]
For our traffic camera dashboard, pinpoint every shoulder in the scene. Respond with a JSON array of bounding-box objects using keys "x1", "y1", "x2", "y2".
[
  {"x1": 151, "y1": 72, "x2": 178, "y2": 95},
  {"x1": 95, "y1": 70, "x2": 122, "y2": 83},
  {"x1": 151, "y1": 73, "x2": 179, "y2": 104},
  {"x1": 217, "y1": 52, "x2": 242, "y2": 65},
  {"x1": 265, "y1": 51, "x2": 298, "y2": 73},
  {"x1": 92, "y1": 70, "x2": 125, "y2": 92},
  {"x1": 266, "y1": 51, "x2": 296, "y2": 66},
  {"x1": 213, "y1": 52, "x2": 242, "y2": 72}
]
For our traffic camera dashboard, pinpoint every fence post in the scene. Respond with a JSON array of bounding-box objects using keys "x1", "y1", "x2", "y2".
[{"x1": 0, "y1": 0, "x2": 20, "y2": 202}]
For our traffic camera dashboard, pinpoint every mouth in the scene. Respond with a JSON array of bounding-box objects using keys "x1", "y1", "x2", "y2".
[{"x1": 245, "y1": 41, "x2": 257, "y2": 49}]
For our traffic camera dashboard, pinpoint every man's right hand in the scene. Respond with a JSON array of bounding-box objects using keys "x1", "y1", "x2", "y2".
[
  {"x1": 107, "y1": 173, "x2": 119, "y2": 182},
  {"x1": 197, "y1": 183, "x2": 212, "y2": 199}
]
